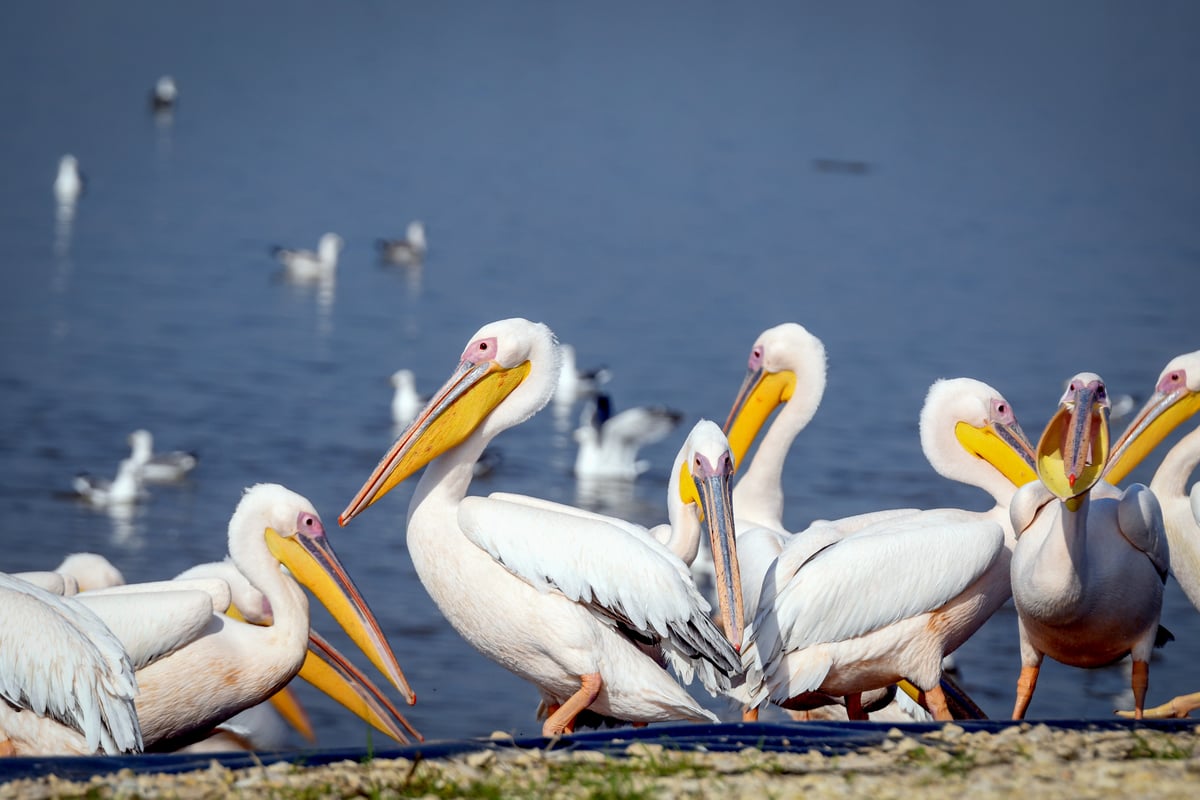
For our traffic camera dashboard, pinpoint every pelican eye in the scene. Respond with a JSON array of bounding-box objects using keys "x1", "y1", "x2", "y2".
[
  {"x1": 748, "y1": 345, "x2": 764, "y2": 370},
  {"x1": 1160, "y1": 370, "x2": 1185, "y2": 392},
  {"x1": 296, "y1": 511, "x2": 326, "y2": 538}
]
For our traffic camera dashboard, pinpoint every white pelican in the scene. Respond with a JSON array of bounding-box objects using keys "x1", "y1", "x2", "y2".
[
  {"x1": 1103, "y1": 350, "x2": 1200, "y2": 486},
  {"x1": 340, "y1": 319, "x2": 745, "y2": 735},
  {"x1": 172, "y1": 558, "x2": 421, "y2": 744},
  {"x1": 740, "y1": 377, "x2": 1038, "y2": 721},
  {"x1": 1009, "y1": 373, "x2": 1169, "y2": 719},
  {"x1": 377, "y1": 221, "x2": 428, "y2": 265},
  {"x1": 151, "y1": 75, "x2": 177, "y2": 111},
  {"x1": 0, "y1": 573, "x2": 141, "y2": 755},
  {"x1": 128, "y1": 429, "x2": 198, "y2": 483},
  {"x1": 270, "y1": 232, "x2": 343, "y2": 281},
  {"x1": 391, "y1": 368, "x2": 426, "y2": 428},
  {"x1": 73, "y1": 457, "x2": 145, "y2": 508},
  {"x1": 82, "y1": 483, "x2": 415, "y2": 750},
  {"x1": 54, "y1": 154, "x2": 84, "y2": 207},
  {"x1": 573, "y1": 392, "x2": 684, "y2": 481}
]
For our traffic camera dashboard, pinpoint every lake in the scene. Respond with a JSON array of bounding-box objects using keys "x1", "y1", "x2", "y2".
[{"x1": 1, "y1": 1, "x2": 1197, "y2": 748}]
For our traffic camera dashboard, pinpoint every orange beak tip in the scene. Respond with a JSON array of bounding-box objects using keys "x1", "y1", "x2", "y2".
[{"x1": 1068, "y1": 474, "x2": 1077, "y2": 487}]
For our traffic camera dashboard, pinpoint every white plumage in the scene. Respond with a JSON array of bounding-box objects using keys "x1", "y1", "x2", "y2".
[
  {"x1": 573, "y1": 393, "x2": 683, "y2": 480},
  {"x1": 270, "y1": 232, "x2": 343, "y2": 280}
]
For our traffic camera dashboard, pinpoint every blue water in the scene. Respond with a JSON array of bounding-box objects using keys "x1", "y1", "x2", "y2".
[{"x1": 1, "y1": 1, "x2": 1198, "y2": 748}]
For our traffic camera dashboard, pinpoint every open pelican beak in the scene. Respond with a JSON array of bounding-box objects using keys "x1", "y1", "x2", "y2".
[
  {"x1": 679, "y1": 450, "x2": 744, "y2": 649},
  {"x1": 341, "y1": 356, "x2": 531, "y2": 524},
  {"x1": 1036, "y1": 379, "x2": 1110, "y2": 507},
  {"x1": 300, "y1": 629, "x2": 423, "y2": 743},
  {"x1": 954, "y1": 417, "x2": 1037, "y2": 488},
  {"x1": 265, "y1": 520, "x2": 416, "y2": 706},
  {"x1": 722, "y1": 367, "x2": 795, "y2": 471},
  {"x1": 1103, "y1": 371, "x2": 1200, "y2": 485}
]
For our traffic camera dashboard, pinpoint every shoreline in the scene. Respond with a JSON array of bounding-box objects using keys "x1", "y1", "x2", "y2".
[{"x1": 2, "y1": 721, "x2": 1198, "y2": 799}]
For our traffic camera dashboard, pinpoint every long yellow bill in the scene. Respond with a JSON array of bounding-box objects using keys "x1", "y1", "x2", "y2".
[
  {"x1": 722, "y1": 367, "x2": 796, "y2": 472},
  {"x1": 1104, "y1": 365, "x2": 1200, "y2": 485},
  {"x1": 1036, "y1": 376, "x2": 1110, "y2": 506},
  {"x1": 265, "y1": 520, "x2": 416, "y2": 705},
  {"x1": 954, "y1": 405, "x2": 1038, "y2": 489},
  {"x1": 299, "y1": 630, "x2": 423, "y2": 743},
  {"x1": 341, "y1": 355, "x2": 531, "y2": 524}
]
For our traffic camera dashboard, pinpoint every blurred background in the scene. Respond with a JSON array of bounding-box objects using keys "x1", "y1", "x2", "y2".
[{"x1": 1, "y1": 1, "x2": 1197, "y2": 748}]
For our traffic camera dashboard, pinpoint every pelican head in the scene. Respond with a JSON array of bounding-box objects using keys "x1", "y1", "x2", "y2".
[
  {"x1": 722, "y1": 323, "x2": 825, "y2": 469},
  {"x1": 1104, "y1": 350, "x2": 1200, "y2": 484},
  {"x1": 341, "y1": 319, "x2": 556, "y2": 523},
  {"x1": 929, "y1": 377, "x2": 1038, "y2": 489},
  {"x1": 675, "y1": 420, "x2": 744, "y2": 649},
  {"x1": 239, "y1": 484, "x2": 416, "y2": 705},
  {"x1": 1036, "y1": 373, "x2": 1111, "y2": 506}
]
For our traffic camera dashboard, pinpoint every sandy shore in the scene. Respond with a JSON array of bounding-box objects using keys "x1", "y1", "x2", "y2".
[{"x1": 2, "y1": 723, "x2": 1197, "y2": 799}]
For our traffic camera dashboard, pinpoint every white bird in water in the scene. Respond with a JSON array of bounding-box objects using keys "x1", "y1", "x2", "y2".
[
  {"x1": 270, "y1": 232, "x2": 343, "y2": 281},
  {"x1": 0, "y1": 573, "x2": 142, "y2": 755},
  {"x1": 128, "y1": 429, "x2": 198, "y2": 483},
  {"x1": 150, "y1": 75, "x2": 177, "y2": 111},
  {"x1": 340, "y1": 319, "x2": 745, "y2": 735},
  {"x1": 390, "y1": 369, "x2": 427, "y2": 428},
  {"x1": 554, "y1": 343, "x2": 611, "y2": 409},
  {"x1": 573, "y1": 392, "x2": 683, "y2": 481},
  {"x1": 740, "y1": 377, "x2": 1038, "y2": 721},
  {"x1": 54, "y1": 154, "x2": 84, "y2": 207},
  {"x1": 73, "y1": 457, "x2": 145, "y2": 508},
  {"x1": 377, "y1": 221, "x2": 428, "y2": 265},
  {"x1": 1009, "y1": 372, "x2": 1169, "y2": 720}
]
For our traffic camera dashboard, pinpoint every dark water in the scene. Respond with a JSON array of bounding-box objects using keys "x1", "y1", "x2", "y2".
[{"x1": 1, "y1": 2, "x2": 1198, "y2": 747}]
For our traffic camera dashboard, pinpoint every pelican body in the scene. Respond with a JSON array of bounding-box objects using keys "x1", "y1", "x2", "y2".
[
  {"x1": 1009, "y1": 373, "x2": 1169, "y2": 719},
  {"x1": 341, "y1": 319, "x2": 744, "y2": 735}
]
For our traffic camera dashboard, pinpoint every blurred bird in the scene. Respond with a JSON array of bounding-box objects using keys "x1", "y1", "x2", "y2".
[
  {"x1": 73, "y1": 458, "x2": 145, "y2": 508},
  {"x1": 270, "y1": 232, "x2": 343, "y2": 280},
  {"x1": 377, "y1": 221, "x2": 427, "y2": 265},
  {"x1": 390, "y1": 369, "x2": 427, "y2": 428},
  {"x1": 554, "y1": 343, "x2": 611, "y2": 409},
  {"x1": 150, "y1": 75, "x2": 177, "y2": 111},
  {"x1": 54, "y1": 155, "x2": 84, "y2": 206},
  {"x1": 127, "y1": 429, "x2": 198, "y2": 484},
  {"x1": 573, "y1": 392, "x2": 684, "y2": 480}
]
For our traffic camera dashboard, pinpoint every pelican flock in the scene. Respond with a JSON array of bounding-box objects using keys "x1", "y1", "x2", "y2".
[{"x1": 9, "y1": 315, "x2": 1200, "y2": 757}]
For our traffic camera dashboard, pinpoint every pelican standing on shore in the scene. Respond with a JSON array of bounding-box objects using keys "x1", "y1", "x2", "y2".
[
  {"x1": 340, "y1": 319, "x2": 745, "y2": 735},
  {"x1": 1009, "y1": 373, "x2": 1169, "y2": 719}
]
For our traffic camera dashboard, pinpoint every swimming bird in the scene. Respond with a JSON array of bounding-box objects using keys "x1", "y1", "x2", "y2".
[
  {"x1": 1009, "y1": 373, "x2": 1169, "y2": 720},
  {"x1": 740, "y1": 377, "x2": 1038, "y2": 721},
  {"x1": 377, "y1": 221, "x2": 427, "y2": 265},
  {"x1": 73, "y1": 457, "x2": 145, "y2": 508},
  {"x1": 85, "y1": 483, "x2": 416, "y2": 750},
  {"x1": 340, "y1": 319, "x2": 745, "y2": 735},
  {"x1": 128, "y1": 429, "x2": 198, "y2": 483},
  {"x1": 0, "y1": 573, "x2": 142, "y2": 755},
  {"x1": 390, "y1": 369, "x2": 427, "y2": 428},
  {"x1": 270, "y1": 232, "x2": 343, "y2": 281},
  {"x1": 54, "y1": 155, "x2": 84, "y2": 207},
  {"x1": 150, "y1": 75, "x2": 177, "y2": 111},
  {"x1": 554, "y1": 343, "x2": 611, "y2": 408},
  {"x1": 572, "y1": 392, "x2": 684, "y2": 481}
]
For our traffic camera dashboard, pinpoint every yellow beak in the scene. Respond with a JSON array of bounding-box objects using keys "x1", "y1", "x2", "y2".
[
  {"x1": 954, "y1": 416, "x2": 1037, "y2": 488},
  {"x1": 1036, "y1": 382, "x2": 1110, "y2": 504},
  {"x1": 1104, "y1": 381, "x2": 1200, "y2": 485},
  {"x1": 341, "y1": 357, "x2": 531, "y2": 524},
  {"x1": 265, "y1": 526, "x2": 416, "y2": 706},
  {"x1": 722, "y1": 367, "x2": 796, "y2": 472}
]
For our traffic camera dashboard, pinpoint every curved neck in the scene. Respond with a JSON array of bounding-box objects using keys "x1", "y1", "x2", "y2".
[{"x1": 1151, "y1": 425, "x2": 1200, "y2": 500}]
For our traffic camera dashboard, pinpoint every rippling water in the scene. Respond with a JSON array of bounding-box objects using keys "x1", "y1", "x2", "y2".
[{"x1": 1, "y1": 2, "x2": 1197, "y2": 748}]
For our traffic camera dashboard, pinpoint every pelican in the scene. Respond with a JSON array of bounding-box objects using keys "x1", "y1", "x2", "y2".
[
  {"x1": 270, "y1": 232, "x2": 343, "y2": 281},
  {"x1": 573, "y1": 392, "x2": 683, "y2": 481},
  {"x1": 73, "y1": 457, "x2": 145, "y2": 508},
  {"x1": 56, "y1": 552, "x2": 125, "y2": 592},
  {"x1": 377, "y1": 221, "x2": 427, "y2": 265},
  {"x1": 1103, "y1": 350, "x2": 1200, "y2": 486},
  {"x1": 740, "y1": 377, "x2": 1038, "y2": 721},
  {"x1": 83, "y1": 483, "x2": 415, "y2": 750},
  {"x1": 0, "y1": 573, "x2": 141, "y2": 755},
  {"x1": 128, "y1": 429, "x2": 199, "y2": 483},
  {"x1": 150, "y1": 75, "x2": 177, "y2": 111},
  {"x1": 340, "y1": 319, "x2": 744, "y2": 735},
  {"x1": 1009, "y1": 373, "x2": 1169, "y2": 720},
  {"x1": 391, "y1": 369, "x2": 426, "y2": 428},
  {"x1": 54, "y1": 154, "x2": 84, "y2": 207}
]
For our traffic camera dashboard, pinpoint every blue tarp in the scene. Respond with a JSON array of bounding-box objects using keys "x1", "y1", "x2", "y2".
[{"x1": 1, "y1": 719, "x2": 1195, "y2": 783}]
